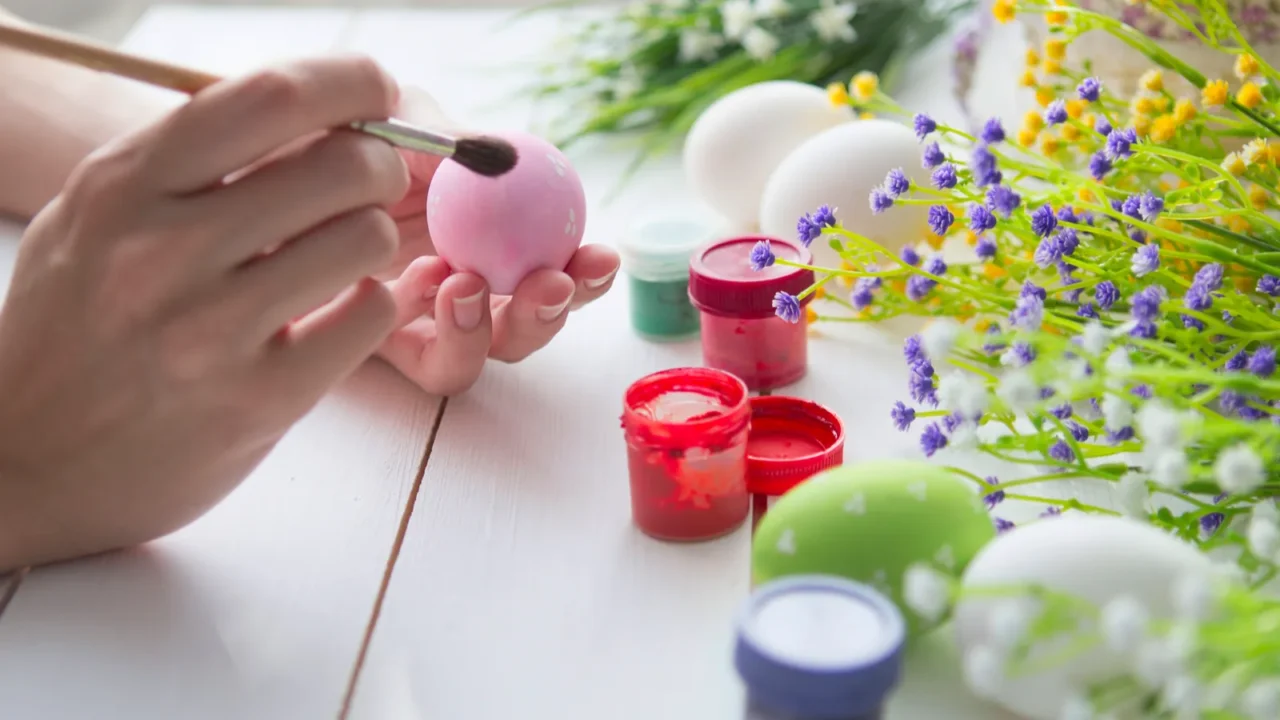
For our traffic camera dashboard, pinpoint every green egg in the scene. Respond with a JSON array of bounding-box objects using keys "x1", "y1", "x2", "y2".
[{"x1": 751, "y1": 459, "x2": 997, "y2": 635}]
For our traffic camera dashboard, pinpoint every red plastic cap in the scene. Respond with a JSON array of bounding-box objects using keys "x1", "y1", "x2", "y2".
[
  {"x1": 688, "y1": 236, "x2": 816, "y2": 319},
  {"x1": 746, "y1": 395, "x2": 845, "y2": 495}
]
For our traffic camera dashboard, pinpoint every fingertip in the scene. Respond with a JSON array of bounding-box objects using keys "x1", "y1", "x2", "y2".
[{"x1": 437, "y1": 272, "x2": 491, "y2": 333}]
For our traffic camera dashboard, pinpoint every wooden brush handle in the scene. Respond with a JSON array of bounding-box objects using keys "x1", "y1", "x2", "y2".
[{"x1": 0, "y1": 19, "x2": 220, "y2": 95}]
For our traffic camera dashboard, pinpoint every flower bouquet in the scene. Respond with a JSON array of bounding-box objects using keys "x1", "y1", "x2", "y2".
[
  {"x1": 519, "y1": 0, "x2": 973, "y2": 175},
  {"x1": 743, "y1": 0, "x2": 1280, "y2": 714}
]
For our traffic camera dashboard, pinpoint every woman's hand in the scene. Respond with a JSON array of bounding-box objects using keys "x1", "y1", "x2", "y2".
[
  {"x1": 372, "y1": 88, "x2": 621, "y2": 396},
  {"x1": 0, "y1": 56, "x2": 411, "y2": 570}
]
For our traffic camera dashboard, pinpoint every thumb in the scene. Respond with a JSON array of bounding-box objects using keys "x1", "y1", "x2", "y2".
[{"x1": 394, "y1": 85, "x2": 458, "y2": 182}]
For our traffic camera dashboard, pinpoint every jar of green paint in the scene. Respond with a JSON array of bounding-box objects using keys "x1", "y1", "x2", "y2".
[{"x1": 619, "y1": 216, "x2": 711, "y2": 341}]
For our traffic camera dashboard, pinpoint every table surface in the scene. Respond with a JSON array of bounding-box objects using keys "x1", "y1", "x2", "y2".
[{"x1": 0, "y1": 6, "x2": 1075, "y2": 719}]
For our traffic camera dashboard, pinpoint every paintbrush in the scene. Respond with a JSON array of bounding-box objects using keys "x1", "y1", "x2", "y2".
[{"x1": 0, "y1": 19, "x2": 518, "y2": 177}]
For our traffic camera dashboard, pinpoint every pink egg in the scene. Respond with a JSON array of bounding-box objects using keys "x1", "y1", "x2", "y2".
[{"x1": 426, "y1": 131, "x2": 587, "y2": 295}]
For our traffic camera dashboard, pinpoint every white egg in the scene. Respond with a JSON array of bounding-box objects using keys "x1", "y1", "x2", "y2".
[
  {"x1": 953, "y1": 514, "x2": 1214, "y2": 720},
  {"x1": 683, "y1": 81, "x2": 853, "y2": 229},
  {"x1": 759, "y1": 119, "x2": 928, "y2": 269}
]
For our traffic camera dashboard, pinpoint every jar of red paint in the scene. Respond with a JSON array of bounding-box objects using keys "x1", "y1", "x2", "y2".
[
  {"x1": 746, "y1": 396, "x2": 845, "y2": 497},
  {"x1": 688, "y1": 237, "x2": 816, "y2": 391},
  {"x1": 622, "y1": 367, "x2": 752, "y2": 542}
]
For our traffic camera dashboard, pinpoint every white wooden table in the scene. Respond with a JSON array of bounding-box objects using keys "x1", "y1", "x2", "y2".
[{"x1": 0, "y1": 6, "x2": 1042, "y2": 719}]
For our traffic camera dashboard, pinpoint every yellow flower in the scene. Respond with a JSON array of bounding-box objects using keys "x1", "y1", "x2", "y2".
[
  {"x1": 852, "y1": 71, "x2": 879, "y2": 101},
  {"x1": 1152, "y1": 96, "x2": 1170, "y2": 112},
  {"x1": 1018, "y1": 127, "x2": 1039, "y2": 147},
  {"x1": 1203, "y1": 79, "x2": 1230, "y2": 106},
  {"x1": 1020, "y1": 70, "x2": 1037, "y2": 88},
  {"x1": 1157, "y1": 218, "x2": 1183, "y2": 233},
  {"x1": 1173, "y1": 98, "x2": 1197, "y2": 124},
  {"x1": 1043, "y1": 58, "x2": 1062, "y2": 75},
  {"x1": 1235, "y1": 53, "x2": 1260, "y2": 80},
  {"x1": 1228, "y1": 215, "x2": 1252, "y2": 233},
  {"x1": 1063, "y1": 123, "x2": 1081, "y2": 141},
  {"x1": 1083, "y1": 113, "x2": 1097, "y2": 129},
  {"x1": 1238, "y1": 82, "x2": 1263, "y2": 108},
  {"x1": 1041, "y1": 134, "x2": 1061, "y2": 154},
  {"x1": 1243, "y1": 138, "x2": 1269, "y2": 166},
  {"x1": 974, "y1": 318, "x2": 993, "y2": 333},
  {"x1": 813, "y1": 285, "x2": 826, "y2": 300},
  {"x1": 965, "y1": 231, "x2": 979, "y2": 247},
  {"x1": 1036, "y1": 86, "x2": 1056, "y2": 107},
  {"x1": 1023, "y1": 109, "x2": 1045, "y2": 132},
  {"x1": 924, "y1": 232, "x2": 945, "y2": 250},
  {"x1": 859, "y1": 111, "x2": 876, "y2": 120},
  {"x1": 805, "y1": 306, "x2": 819, "y2": 324},
  {"x1": 1045, "y1": 39, "x2": 1067, "y2": 61},
  {"x1": 1223, "y1": 152, "x2": 1247, "y2": 175},
  {"x1": 1249, "y1": 184, "x2": 1271, "y2": 210},
  {"x1": 1133, "y1": 114, "x2": 1152, "y2": 136},
  {"x1": 1149, "y1": 114, "x2": 1177, "y2": 143},
  {"x1": 1025, "y1": 48, "x2": 1040, "y2": 67},
  {"x1": 993, "y1": 0, "x2": 1016, "y2": 23},
  {"x1": 1131, "y1": 96, "x2": 1156, "y2": 116},
  {"x1": 1046, "y1": 9, "x2": 1069, "y2": 25},
  {"x1": 1078, "y1": 187, "x2": 1095, "y2": 203},
  {"x1": 827, "y1": 82, "x2": 850, "y2": 106},
  {"x1": 1065, "y1": 99, "x2": 1085, "y2": 119},
  {"x1": 983, "y1": 263, "x2": 1007, "y2": 280},
  {"x1": 1139, "y1": 69, "x2": 1164, "y2": 92},
  {"x1": 1269, "y1": 141, "x2": 1280, "y2": 164}
]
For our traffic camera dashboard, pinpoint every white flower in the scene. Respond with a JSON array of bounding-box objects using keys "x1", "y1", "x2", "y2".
[
  {"x1": 963, "y1": 645, "x2": 1005, "y2": 699},
  {"x1": 1059, "y1": 693, "x2": 1097, "y2": 720},
  {"x1": 1080, "y1": 321, "x2": 1110, "y2": 355},
  {"x1": 1101, "y1": 394, "x2": 1134, "y2": 432},
  {"x1": 1253, "y1": 499, "x2": 1279, "y2": 525},
  {"x1": 740, "y1": 25, "x2": 780, "y2": 59},
  {"x1": 988, "y1": 597, "x2": 1039, "y2": 651},
  {"x1": 1104, "y1": 347, "x2": 1132, "y2": 374},
  {"x1": 1163, "y1": 623, "x2": 1199, "y2": 665},
  {"x1": 1242, "y1": 138, "x2": 1269, "y2": 166},
  {"x1": 1211, "y1": 560, "x2": 1248, "y2": 586},
  {"x1": 678, "y1": 19, "x2": 725, "y2": 62},
  {"x1": 1241, "y1": 678, "x2": 1280, "y2": 720},
  {"x1": 948, "y1": 422, "x2": 979, "y2": 451},
  {"x1": 922, "y1": 318, "x2": 961, "y2": 364},
  {"x1": 1214, "y1": 443, "x2": 1265, "y2": 494},
  {"x1": 998, "y1": 370, "x2": 1039, "y2": 412},
  {"x1": 1161, "y1": 675, "x2": 1203, "y2": 720},
  {"x1": 1171, "y1": 571, "x2": 1216, "y2": 621},
  {"x1": 614, "y1": 65, "x2": 645, "y2": 101},
  {"x1": 1135, "y1": 400, "x2": 1184, "y2": 450},
  {"x1": 1247, "y1": 516, "x2": 1280, "y2": 559},
  {"x1": 937, "y1": 372, "x2": 990, "y2": 419},
  {"x1": 1100, "y1": 595, "x2": 1149, "y2": 653},
  {"x1": 902, "y1": 563, "x2": 951, "y2": 621},
  {"x1": 1151, "y1": 450, "x2": 1190, "y2": 489},
  {"x1": 809, "y1": 0, "x2": 857, "y2": 43},
  {"x1": 753, "y1": 0, "x2": 791, "y2": 17},
  {"x1": 1134, "y1": 638, "x2": 1181, "y2": 688},
  {"x1": 1117, "y1": 472, "x2": 1150, "y2": 518},
  {"x1": 720, "y1": 0, "x2": 757, "y2": 40}
]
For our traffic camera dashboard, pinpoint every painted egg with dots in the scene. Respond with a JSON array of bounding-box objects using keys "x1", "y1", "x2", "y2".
[{"x1": 426, "y1": 131, "x2": 586, "y2": 295}]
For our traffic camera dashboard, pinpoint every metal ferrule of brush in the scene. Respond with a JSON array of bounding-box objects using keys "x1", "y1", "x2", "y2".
[{"x1": 349, "y1": 117, "x2": 457, "y2": 157}]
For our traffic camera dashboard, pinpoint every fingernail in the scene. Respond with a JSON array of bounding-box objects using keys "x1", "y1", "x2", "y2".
[
  {"x1": 583, "y1": 268, "x2": 617, "y2": 290},
  {"x1": 536, "y1": 296, "x2": 573, "y2": 323},
  {"x1": 423, "y1": 285, "x2": 440, "y2": 301},
  {"x1": 452, "y1": 289, "x2": 486, "y2": 330}
]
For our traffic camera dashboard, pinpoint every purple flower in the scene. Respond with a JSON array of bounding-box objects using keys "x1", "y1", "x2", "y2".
[
  {"x1": 1184, "y1": 284, "x2": 1212, "y2": 312},
  {"x1": 1009, "y1": 341, "x2": 1037, "y2": 366},
  {"x1": 1049, "y1": 438, "x2": 1076, "y2": 463},
  {"x1": 965, "y1": 203, "x2": 996, "y2": 233},
  {"x1": 975, "y1": 236, "x2": 998, "y2": 260},
  {"x1": 1250, "y1": 346, "x2": 1276, "y2": 377},
  {"x1": 1030, "y1": 203, "x2": 1058, "y2": 237},
  {"x1": 795, "y1": 205, "x2": 837, "y2": 246},
  {"x1": 1041, "y1": 506, "x2": 1063, "y2": 518},
  {"x1": 1195, "y1": 263, "x2": 1224, "y2": 292},
  {"x1": 928, "y1": 205, "x2": 955, "y2": 236},
  {"x1": 994, "y1": 517, "x2": 1016, "y2": 534},
  {"x1": 1056, "y1": 206, "x2": 1078, "y2": 224},
  {"x1": 1089, "y1": 152, "x2": 1113, "y2": 180},
  {"x1": 914, "y1": 113, "x2": 937, "y2": 140},
  {"x1": 891, "y1": 401, "x2": 916, "y2": 431},
  {"x1": 1131, "y1": 286, "x2": 1163, "y2": 321},
  {"x1": 1139, "y1": 191, "x2": 1164, "y2": 221},
  {"x1": 904, "y1": 335, "x2": 925, "y2": 365},
  {"x1": 986, "y1": 185, "x2": 1021, "y2": 216},
  {"x1": 920, "y1": 423, "x2": 948, "y2": 456},
  {"x1": 1131, "y1": 384, "x2": 1153, "y2": 399},
  {"x1": 749, "y1": 239, "x2": 776, "y2": 271},
  {"x1": 1077, "y1": 76, "x2": 1102, "y2": 102},
  {"x1": 1045, "y1": 100, "x2": 1068, "y2": 125},
  {"x1": 1258, "y1": 275, "x2": 1280, "y2": 296},
  {"x1": 885, "y1": 169, "x2": 911, "y2": 197},
  {"x1": 1132, "y1": 244, "x2": 1159, "y2": 276},
  {"x1": 1056, "y1": 228, "x2": 1079, "y2": 256},
  {"x1": 1095, "y1": 281, "x2": 1121, "y2": 310},
  {"x1": 1223, "y1": 310, "x2": 1235, "y2": 324},
  {"x1": 851, "y1": 281, "x2": 875, "y2": 310},
  {"x1": 932, "y1": 163, "x2": 958, "y2": 189},
  {"x1": 1201, "y1": 511, "x2": 1225, "y2": 537},
  {"x1": 1050, "y1": 403, "x2": 1074, "y2": 419},
  {"x1": 1107, "y1": 426, "x2": 1136, "y2": 443},
  {"x1": 1010, "y1": 295, "x2": 1045, "y2": 331},
  {"x1": 923, "y1": 253, "x2": 948, "y2": 276},
  {"x1": 1130, "y1": 321, "x2": 1158, "y2": 339},
  {"x1": 981, "y1": 117, "x2": 1006, "y2": 144},
  {"x1": 901, "y1": 246, "x2": 921, "y2": 266},
  {"x1": 870, "y1": 188, "x2": 894, "y2": 214},
  {"x1": 982, "y1": 325, "x2": 1006, "y2": 354},
  {"x1": 773, "y1": 292, "x2": 801, "y2": 323},
  {"x1": 1067, "y1": 421, "x2": 1089, "y2": 442},
  {"x1": 906, "y1": 275, "x2": 936, "y2": 302},
  {"x1": 1034, "y1": 235, "x2": 1064, "y2": 268},
  {"x1": 1106, "y1": 127, "x2": 1137, "y2": 159},
  {"x1": 1021, "y1": 281, "x2": 1047, "y2": 301},
  {"x1": 1064, "y1": 288, "x2": 1083, "y2": 304},
  {"x1": 983, "y1": 477, "x2": 1005, "y2": 508},
  {"x1": 1241, "y1": 405, "x2": 1270, "y2": 421},
  {"x1": 1220, "y1": 391, "x2": 1245, "y2": 413},
  {"x1": 972, "y1": 144, "x2": 1001, "y2": 187},
  {"x1": 1183, "y1": 315, "x2": 1206, "y2": 331},
  {"x1": 922, "y1": 141, "x2": 945, "y2": 168},
  {"x1": 1040, "y1": 386, "x2": 1056, "y2": 400},
  {"x1": 1077, "y1": 303, "x2": 1098, "y2": 318},
  {"x1": 1227, "y1": 351, "x2": 1250, "y2": 371},
  {"x1": 1096, "y1": 118, "x2": 1113, "y2": 137},
  {"x1": 1122, "y1": 195, "x2": 1143, "y2": 220},
  {"x1": 942, "y1": 413, "x2": 963, "y2": 434}
]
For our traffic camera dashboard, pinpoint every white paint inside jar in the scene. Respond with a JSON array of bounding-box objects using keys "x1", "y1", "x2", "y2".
[{"x1": 749, "y1": 589, "x2": 887, "y2": 669}]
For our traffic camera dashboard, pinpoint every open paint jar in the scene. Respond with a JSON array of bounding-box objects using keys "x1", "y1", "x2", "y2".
[
  {"x1": 618, "y1": 216, "x2": 711, "y2": 341},
  {"x1": 747, "y1": 396, "x2": 845, "y2": 497},
  {"x1": 622, "y1": 367, "x2": 752, "y2": 541},
  {"x1": 689, "y1": 237, "x2": 815, "y2": 391},
  {"x1": 734, "y1": 575, "x2": 906, "y2": 720}
]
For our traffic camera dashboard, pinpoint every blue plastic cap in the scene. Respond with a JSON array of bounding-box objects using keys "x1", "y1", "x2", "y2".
[{"x1": 733, "y1": 575, "x2": 906, "y2": 719}]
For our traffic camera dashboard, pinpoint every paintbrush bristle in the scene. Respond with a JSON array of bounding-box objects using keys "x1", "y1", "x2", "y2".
[{"x1": 451, "y1": 136, "x2": 519, "y2": 178}]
